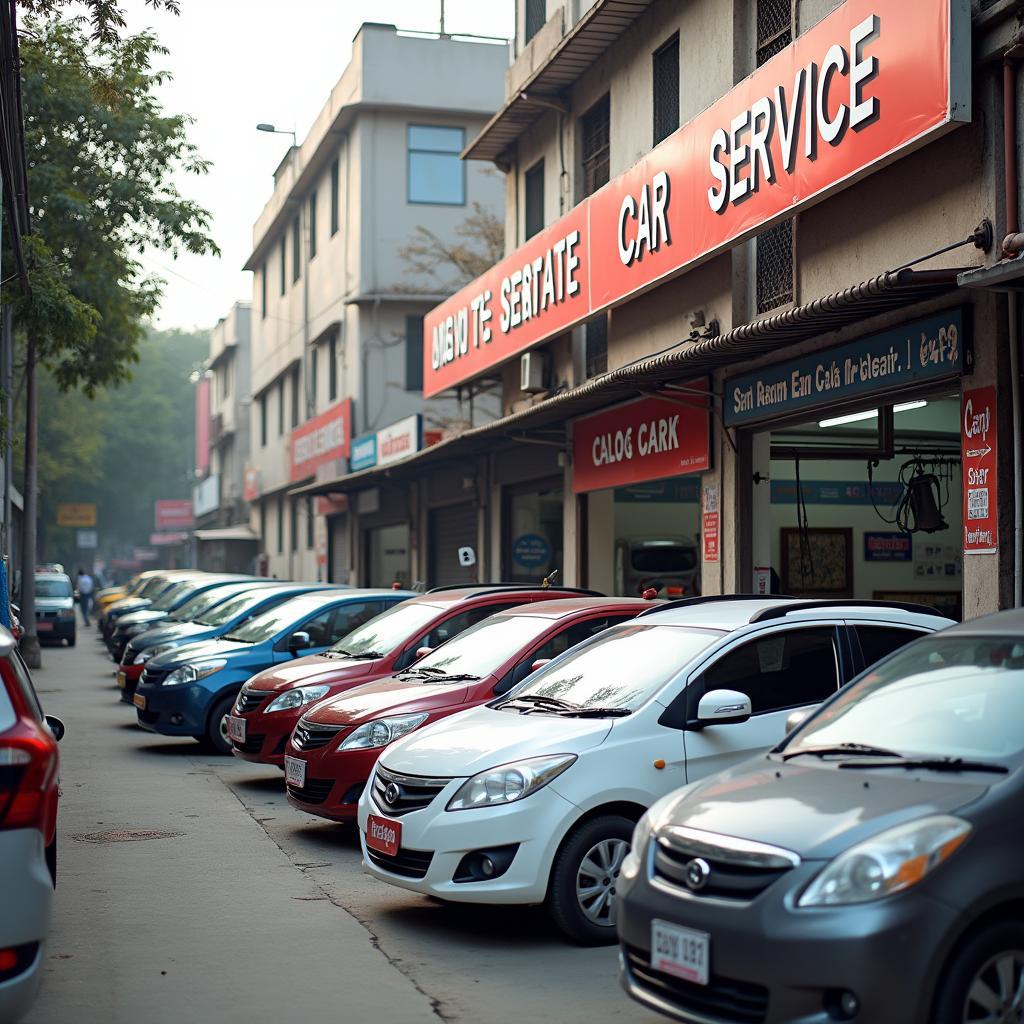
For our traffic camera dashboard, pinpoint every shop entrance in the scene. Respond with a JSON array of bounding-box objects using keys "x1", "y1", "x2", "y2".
[
  {"x1": 503, "y1": 477, "x2": 563, "y2": 583},
  {"x1": 364, "y1": 522, "x2": 410, "y2": 588},
  {"x1": 750, "y1": 393, "x2": 963, "y2": 619}
]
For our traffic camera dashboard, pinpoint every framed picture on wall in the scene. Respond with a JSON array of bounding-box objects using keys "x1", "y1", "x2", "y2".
[{"x1": 780, "y1": 527, "x2": 853, "y2": 597}]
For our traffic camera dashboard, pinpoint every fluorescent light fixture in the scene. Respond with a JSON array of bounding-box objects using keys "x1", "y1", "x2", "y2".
[{"x1": 818, "y1": 400, "x2": 927, "y2": 429}]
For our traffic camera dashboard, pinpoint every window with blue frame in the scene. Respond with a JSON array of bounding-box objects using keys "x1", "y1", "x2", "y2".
[{"x1": 408, "y1": 125, "x2": 465, "y2": 205}]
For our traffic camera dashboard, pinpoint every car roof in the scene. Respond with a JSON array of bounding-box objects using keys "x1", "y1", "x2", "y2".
[
  {"x1": 490, "y1": 596, "x2": 656, "y2": 619},
  {"x1": 35, "y1": 572, "x2": 71, "y2": 582},
  {"x1": 414, "y1": 584, "x2": 602, "y2": 608},
  {"x1": 938, "y1": 607, "x2": 1024, "y2": 635},
  {"x1": 277, "y1": 588, "x2": 415, "y2": 608}
]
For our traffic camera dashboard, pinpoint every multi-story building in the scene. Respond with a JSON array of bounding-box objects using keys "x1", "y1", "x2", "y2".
[
  {"x1": 301, "y1": 0, "x2": 1024, "y2": 616},
  {"x1": 244, "y1": 22, "x2": 505, "y2": 583},
  {"x1": 193, "y1": 301, "x2": 259, "y2": 572}
]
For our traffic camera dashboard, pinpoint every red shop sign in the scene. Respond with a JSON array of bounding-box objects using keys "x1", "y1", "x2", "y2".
[
  {"x1": 572, "y1": 387, "x2": 709, "y2": 494},
  {"x1": 154, "y1": 499, "x2": 194, "y2": 530},
  {"x1": 962, "y1": 386, "x2": 997, "y2": 555},
  {"x1": 423, "y1": 0, "x2": 968, "y2": 399},
  {"x1": 290, "y1": 399, "x2": 352, "y2": 482}
]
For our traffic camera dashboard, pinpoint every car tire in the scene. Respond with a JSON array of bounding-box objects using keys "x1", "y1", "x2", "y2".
[
  {"x1": 932, "y1": 920, "x2": 1024, "y2": 1024},
  {"x1": 546, "y1": 814, "x2": 634, "y2": 946},
  {"x1": 67, "y1": 633, "x2": 76, "y2": 648},
  {"x1": 199, "y1": 694, "x2": 236, "y2": 756}
]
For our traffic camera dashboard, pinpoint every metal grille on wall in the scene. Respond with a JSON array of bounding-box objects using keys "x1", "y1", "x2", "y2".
[
  {"x1": 524, "y1": 0, "x2": 546, "y2": 44},
  {"x1": 585, "y1": 314, "x2": 609, "y2": 378},
  {"x1": 581, "y1": 94, "x2": 610, "y2": 197},
  {"x1": 755, "y1": 0, "x2": 793, "y2": 65},
  {"x1": 652, "y1": 34, "x2": 679, "y2": 146}
]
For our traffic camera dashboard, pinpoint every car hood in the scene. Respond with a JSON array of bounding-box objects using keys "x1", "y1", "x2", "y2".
[
  {"x1": 380, "y1": 704, "x2": 614, "y2": 779},
  {"x1": 119, "y1": 609, "x2": 168, "y2": 629},
  {"x1": 306, "y1": 676, "x2": 487, "y2": 726},
  {"x1": 138, "y1": 621, "x2": 206, "y2": 646},
  {"x1": 654, "y1": 757, "x2": 992, "y2": 860},
  {"x1": 109, "y1": 598, "x2": 150, "y2": 614},
  {"x1": 36, "y1": 597, "x2": 73, "y2": 611},
  {"x1": 149, "y1": 637, "x2": 250, "y2": 669},
  {"x1": 245, "y1": 654, "x2": 378, "y2": 693}
]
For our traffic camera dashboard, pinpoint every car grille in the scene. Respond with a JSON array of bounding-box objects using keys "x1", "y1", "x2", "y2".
[
  {"x1": 235, "y1": 689, "x2": 270, "y2": 714},
  {"x1": 652, "y1": 826, "x2": 798, "y2": 902},
  {"x1": 624, "y1": 945, "x2": 769, "y2": 1023},
  {"x1": 232, "y1": 733, "x2": 266, "y2": 754},
  {"x1": 371, "y1": 765, "x2": 452, "y2": 817},
  {"x1": 365, "y1": 846, "x2": 434, "y2": 879},
  {"x1": 292, "y1": 720, "x2": 345, "y2": 751},
  {"x1": 140, "y1": 666, "x2": 168, "y2": 687},
  {"x1": 286, "y1": 777, "x2": 334, "y2": 804}
]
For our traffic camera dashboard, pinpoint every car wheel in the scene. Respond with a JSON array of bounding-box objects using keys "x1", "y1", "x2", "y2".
[
  {"x1": 198, "y1": 694, "x2": 236, "y2": 756},
  {"x1": 932, "y1": 921, "x2": 1024, "y2": 1024},
  {"x1": 67, "y1": 633, "x2": 76, "y2": 648},
  {"x1": 546, "y1": 814, "x2": 633, "y2": 946}
]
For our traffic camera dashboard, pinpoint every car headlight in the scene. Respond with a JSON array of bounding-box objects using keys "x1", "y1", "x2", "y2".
[
  {"x1": 446, "y1": 754, "x2": 577, "y2": 812},
  {"x1": 125, "y1": 622, "x2": 149, "y2": 636},
  {"x1": 134, "y1": 645, "x2": 169, "y2": 666},
  {"x1": 162, "y1": 660, "x2": 227, "y2": 687},
  {"x1": 799, "y1": 815, "x2": 972, "y2": 907},
  {"x1": 620, "y1": 811, "x2": 652, "y2": 882},
  {"x1": 338, "y1": 713, "x2": 429, "y2": 751},
  {"x1": 265, "y1": 685, "x2": 331, "y2": 714}
]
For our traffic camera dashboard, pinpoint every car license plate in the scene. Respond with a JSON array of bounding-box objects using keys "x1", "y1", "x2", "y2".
[
  {"x1": 651, "y1": 919, "x2": 710, "y2": 986},
  {"x1": 226, "y1": 716, "x2": 246, "y2": 743},
  {"x1": 284, "y1": 755, "x2": 306, "y2": 788},
  {"x1": 117, "y1": 671, "x2": 127, "y2": 689},
  {"x1": 37, "y1": 621, "x2": 53, "y2": 632},
  {"x1": 133, "y1": 693, "x2": 147, "y2": 711},
  {"x1": 366, "y1": 814, "x2": 401, "y2": 857}
]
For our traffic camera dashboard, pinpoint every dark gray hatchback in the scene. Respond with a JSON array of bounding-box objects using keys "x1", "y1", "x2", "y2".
[{"x1": 617, "y1": 608, "x2": 1024, "y2": 1024}]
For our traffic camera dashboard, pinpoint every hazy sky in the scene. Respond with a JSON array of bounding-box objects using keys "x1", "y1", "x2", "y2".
[{"x1": 120, "y1": 0, "x2": 514, "y2": 331}]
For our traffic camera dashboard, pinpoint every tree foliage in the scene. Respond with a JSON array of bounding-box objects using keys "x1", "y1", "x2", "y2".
[{"x1": 19, "y1": 0, "x2": 180, "y2": 48}]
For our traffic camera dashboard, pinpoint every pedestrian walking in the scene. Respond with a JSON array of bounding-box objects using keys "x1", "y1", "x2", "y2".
[{"x1": 76, "y1": 568, "x2": 94, "y2": 626}]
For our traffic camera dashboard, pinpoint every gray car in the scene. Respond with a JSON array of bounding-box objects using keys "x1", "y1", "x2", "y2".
[{"x1": 617, "y1": 608, "x2": 1024, "y2": 1024}]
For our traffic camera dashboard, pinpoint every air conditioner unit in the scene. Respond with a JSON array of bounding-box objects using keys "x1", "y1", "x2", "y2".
[{"x1": 520, "y1": 351, "x2": 548, "y2": 394}]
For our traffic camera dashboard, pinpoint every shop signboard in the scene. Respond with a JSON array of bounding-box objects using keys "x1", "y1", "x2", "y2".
[
  {"x1": 376, "y1": 415, "x2": 422, "y2": 468},
  {"x1": 511, "y1": 534, "x2": 551, "y2": 569},
  {"x1": 702, "y1": 483, "x2": 720, "y2": 563},
  {"x1": 289, "y1": 399, "x2": 352, "y2": 482},
  {"x1": 133, "y1": 547, "x2": 158, "y2": 562},
  {"x1": 572, "y1": 387, "x2": 710, "y2": 494},
  {"x1": 154, "y1": 500, "x2": 194, "y2": 530},
  {"x1": 192, "y1": 475, "x2": 219, "y2": 518},
  {"x1": 961, "y1": 385, "x2": 997, "y2": 554},
  {"x1": 724, "y1": 309, "x2": 967, "y2": 427},
  {"x1": 243, "y1": 463, "x2": 261, "y2": 502},
  {"x1": 770, "y1": 479, "x2": 904, "y2": 506},
  {"x1": 350, "y1": 433, "x2": 378, "y2": 472},
  {"x1": 423, "y1": 0, "x2": 969, "y2": 399},
  {"x1": 150, "y1": 532, "x2": 189, "y2": 546},
  {"x1": 58, "y1": 503, "x2": 97, "y2": 528},
  {"x1": 864, "y1": 531, "x2": 912, "y2": 561},
  {"x1": 76, "y1": 530, "x2": 98, "y2": 550}
]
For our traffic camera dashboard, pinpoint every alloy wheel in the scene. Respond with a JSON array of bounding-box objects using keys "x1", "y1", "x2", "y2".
[
  {"x1": 575, "y1": 838, "x2": 629, "y2": 927},
  {"x1": 962, "y1": 950, "x2": 1024, "y2": 1023}
]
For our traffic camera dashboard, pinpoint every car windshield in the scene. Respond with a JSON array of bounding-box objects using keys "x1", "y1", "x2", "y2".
[
  {"x1": 35, "y1": 578, "x2": 72, "y2": 598},
  {"x1": 169, "y1": 587, "x2": 240, "y2": 622},
  {"x1": 330, "y1": 601, "x2": 438, "y2": 657},
  {"x1": 409, "y1": 614, "x2": 556, "y2": 679},
  {"x1": 223, "y1": 597, "x2": 326, "y2": 644},
  {"x1": 784, "y1": 634, "x2": 1024, "y2": 764},
  {"x1": 150, "y1": 580, "x2": 195, "y2": 611},
  {"x1": 631, "y1": 544, "x2": 696, "y2": 573},
  {"x1": 507, "y1": 623, "x2": 723, "y2": 711},
  {"x1": 195, "y1": 589, "x2": 279, "y2": 627},
  {"x1": 139, "y1": 576, "x2": 173, "y2": 599}
]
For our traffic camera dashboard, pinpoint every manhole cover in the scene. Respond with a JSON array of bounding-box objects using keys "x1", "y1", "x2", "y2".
[{"x1": 73, "y1": 829, "x2": 184, "y2": 844}]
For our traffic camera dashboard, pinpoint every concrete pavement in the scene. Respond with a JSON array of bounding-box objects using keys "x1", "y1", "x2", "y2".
[{"x1": 22, "y1": 637, "x2": 657, "y2": 1023}]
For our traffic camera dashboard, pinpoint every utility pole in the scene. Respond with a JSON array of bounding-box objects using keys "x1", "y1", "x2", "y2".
[
  {"x1": 19, "y1": 336, "x2": 39, "y2": 667},
  {"x1": 440, "y1": 0, "x2": 447, "y2": 37}
]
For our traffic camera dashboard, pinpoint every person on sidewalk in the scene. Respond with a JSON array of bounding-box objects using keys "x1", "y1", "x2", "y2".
[{"x1": 76, "y1": 569, "x2": 94, "y2": 626}]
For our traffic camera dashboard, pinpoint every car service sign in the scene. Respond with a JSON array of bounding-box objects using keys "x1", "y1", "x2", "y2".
[
  {"x1": 961, "y1": 385, "x2": 997, "y2": 554},
  {"x1": 289, "y1": 399, "x2": 353, "y2": 481}
]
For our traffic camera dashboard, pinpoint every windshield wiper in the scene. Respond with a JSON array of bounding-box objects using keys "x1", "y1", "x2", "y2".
[
  {"x1": 782, "y1": 742, "x2": 904, "y2": 762},
  {"x1": 838, "y1": 756, "x2": 1008, "y2": 774},
  {"x1": 323, "y1": 649, "x2": 383, "y2": 660},
  {"x1": 500, "y1": 694, "x2": 583, "y2": 712},
  {"x1": 221, "y1": 634, "x2": 254, "y2": 644},
  {"x1": 549, "y1": 706, "x2": 631, "y2": 718}
]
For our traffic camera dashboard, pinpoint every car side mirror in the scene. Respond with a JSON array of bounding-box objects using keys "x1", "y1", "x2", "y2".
[
  {"x1": 696, "y1": 689, "x2": 752, "y2": 726},
  {"x1": 785, "y1": 708, "x2": 812, "y2": 736},
  {"x1": 531, "y1": 658, "x2": 552, "y2": 673},
  {"x1": 415, "y1": 646, "x2": 433, "y2": 662},
  {"x1": 45, "y1": 716, "x2": 66, "y2": 742},
  {"x1": 287, "y1": 631, "x2": 312, "y2": 654}
]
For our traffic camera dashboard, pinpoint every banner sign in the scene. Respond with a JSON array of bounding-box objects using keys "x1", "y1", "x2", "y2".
[
  {"x1": 962, "y1": 385, "x2": 997, "y2": 554},
  {"x1": 572, "y1": 386, "x2": 710, "y2": 494},
  {"x1": 864, "y1": 531, "x2": 912, "y2": 561},
  {"x1": 243, "y1": 463, "x2": 261, "y2": 503},
  {"x1": 770, "y1": 479, "x2": 904, "y2": 506},
  {"x1": 77, "y1": 530, "x2": 98, "y2": 550},
  {"x1": 154, "y1": 500, "x2": 194, "y2": 530},
  {"x1": 350, "y1": 433, "x2": 378, "y2": 472},
  {"x1": 424, "y1": 0, "x2": 969, "y2": 398},
  {"x1": 58, "y1": 503, "x2": 97, "y2": 528},
  {"x1": 150, "y1": 532, "x2": 189, "y2": 546},
  {"x1": 376, "y1": 415, "x2": 423, "y2": 468},
  {"x1": 702, "y1": 483, "x2": 720, "y2": 563},
  {"x1": 290, "y1": 399, "x2": 352, "y2": 481},
  {"x1": 614, "y1": 479, "x2": 701, "y2": 503},
  {"x1": 725, "y1": 309, "x2": 967, "y2": 427}
]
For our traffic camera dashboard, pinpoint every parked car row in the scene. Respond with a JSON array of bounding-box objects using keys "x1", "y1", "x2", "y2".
[{"x1": 99, "y1": 570, "x2": 1024, "y2": 1023}]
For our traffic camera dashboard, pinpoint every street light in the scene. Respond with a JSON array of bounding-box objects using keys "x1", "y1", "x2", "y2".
[{"x1": 256, "y1": 123, "x2": 297, "y2": 147}]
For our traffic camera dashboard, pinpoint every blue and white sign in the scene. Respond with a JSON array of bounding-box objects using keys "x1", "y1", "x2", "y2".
[
  {"x1": 350, "y1": 433, "x2": 377, "y2": 472},
  {"x1": 770, "y1": 480, "x2": 904, "y2": 507},
  {"x1": 864, "y1": 532, "x2": 913, "y2": 562},
  {"x1": 724, "y1": 309, "x2": 968, "y2": 427},
  {"x1": 511, "y1": 534, "x2": 551, "y2": 569}
]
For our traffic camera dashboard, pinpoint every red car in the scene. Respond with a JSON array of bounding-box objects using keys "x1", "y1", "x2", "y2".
[
  {"x1": 228, "y1": 585, "x2": 600, "y2": 768},
  {"x1": 282, "y1": 596, "x2": 652, "y2": 822}
]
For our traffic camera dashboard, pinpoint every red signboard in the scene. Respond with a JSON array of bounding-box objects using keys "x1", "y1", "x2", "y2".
[
  {"x1": 962, "y1": 386, "x2": 997, "y2": 554},
  {"x1": 150, "y1": 532, "x2": 189, "y2": 546},
  {"x1": 289, "y1": 399, "x2": 352, "y2": 482},
  {"x1": 195, "y1": 377, "x2": 210, "y2": 475},
  {"x1": 154, "y1": 500, "x2": 194, "y2": 530},
  {"x1": 572, "y1": 388, "x2": 709, "y2": 494},
  {"x1": 242, "y1": 463, "x2": 261, "y2": 503},
  {"x1": 702, "y1": 483, "x2": 720, "y2": 564},
  {"x1": 423, "y1": 0, "x2": 967, "y2": 399}
]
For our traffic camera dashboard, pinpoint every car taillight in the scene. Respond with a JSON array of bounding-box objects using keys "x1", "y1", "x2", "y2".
[{"x1": 0, "y1": 733, "x2": 57, "y2": 832}]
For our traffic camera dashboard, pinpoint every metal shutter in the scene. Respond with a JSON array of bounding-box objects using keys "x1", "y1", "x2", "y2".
[{"x1": 428, "y1": 502, "x2": 477, "y2": 587}]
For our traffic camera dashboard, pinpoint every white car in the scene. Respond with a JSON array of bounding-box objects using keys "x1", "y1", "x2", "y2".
[{"x1": 358, "y1": 597, "x2": 954, "y2": 944}]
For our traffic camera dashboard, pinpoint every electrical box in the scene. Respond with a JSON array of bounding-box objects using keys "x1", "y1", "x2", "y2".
[{"x1": 520, "y1": 352, "x2": 547, "y2": 394}]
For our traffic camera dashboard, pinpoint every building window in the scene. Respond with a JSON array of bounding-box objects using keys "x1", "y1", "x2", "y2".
[
  {"x1": 277, "y1": 378, "x2": 285, "y2": 436},
  {"x1": 308, "y1": 190, "x2": 317, "y2": 260},
  {"x1": 652, "y1": 33, "x2": 680, "y2": 145},
  {"x1": 405, "y1": 315, "x2": 424, "y2": 392},
  {"x1": 310, "y1": 346, "x2": 318, "y2": 411},
  {"x1": 524, "y1": 0, "x2": 545, "y2": 44},
  {"x1": 580, "y1": 94, "x2": 610, "y2": 198},
  {"x1": 279, "y1": 236, "x2": 286, "y2": 295},
  {"x1": 328, "y1": 332, "x2": 338, "y2": 401},
  {"x1": 330, "y1": 158, "x2": 340, "y2": 236},
  {"x1": 259, "y1": 500, "x2": 267, "y2": 546},
  {"x1": 524, "y1": 159, "x2": 544, "y2": 240},
  {"x1": 222, "y1": 361, "x2": 230, "y2": 400},
  {"x1": 260, "y1": 392, "x2": 267, "y2": 447},
  {"x1": 585, "y1": 314, "x2": 608, "y2": 378},
  {"x1": 290, "y1": 497, "x2": 298, "y2": 552},
  {"x1": 756, "y1": 0, "x2": 793, "y2": 66},
  {"x1": 292, "y1": 215, "x2": 301, "y2": 283},
  {"x1": 408, "y1": 125, "x2": 465, "y2": 205},
  {"x1": 260, "y1": 263, "x2": 267, "y2": 319},
  {"x1": 291, "y1": 365, "x2": 300, "y2": 428},
  {"x1": 306, "y1": 497, "x2": 315, "y2": 548},
  {"x1": 277, "y1": 494, "x2": 284, "y2": 554}
]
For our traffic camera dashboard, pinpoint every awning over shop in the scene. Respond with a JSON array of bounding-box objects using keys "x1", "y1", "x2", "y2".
[
  {"x1": 293, "y1": 267, "x2": 965, "y2": 499},
  {"x1": 193, "y1": 525, "x2": 260, "y2": 542}
]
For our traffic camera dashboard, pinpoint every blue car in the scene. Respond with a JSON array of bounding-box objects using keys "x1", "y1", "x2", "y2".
[{"x1": 133, "y1": 589, "x2": 414, "y2": 753}]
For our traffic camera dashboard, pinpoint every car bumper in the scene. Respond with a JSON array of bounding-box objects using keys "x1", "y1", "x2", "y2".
[
  {"x1": 229, "y1": 706, "x2": 301, "y2": 767},
  {"x1": 134, "y1": 681, "x2": 214, "y2": 736},
  {"x1": 117, "y1": 663, "x2": 145, "y2": 703},
  {"x1": 283, "y1": 746, "x2": 379, "y2": 821},
  {"x1": 617, "y1": 854, "x2": 958, "y2": 1024},
  {"x1": 357, "y1": 777, "x2": 578, "y2": 905},
  {"x1": 35, "y1": 618, "x2": 75, "y2": 642}
]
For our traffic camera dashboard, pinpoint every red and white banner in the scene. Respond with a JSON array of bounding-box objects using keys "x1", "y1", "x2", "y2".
[
  {"x1": 243, "y1": 463, "x2": 261, "y2": 502},
  {"x1": 150, "y1": 532, "x2": 189, "y2": 546},
  {"x1": 195, "y1": 377, "x2": 210, "y2": 474},
  {"x1": 154, "y1": 500, "x2": 194, "y2": 530},
  {"x1": 962, "y1": 386, "x2": 997, "y2": 555},
  {"x1": 572, "y1": 387, "x2": 709, "y2": 494},
  {"x1": 702, "y1": 483, "x2": 720, "y2": 564},
  {"x1": 424, "y1": 0, "x2": 968, "y2": 398},
  {"x1": 290, "y1": 399, "x2": 352, "y2": 482}
]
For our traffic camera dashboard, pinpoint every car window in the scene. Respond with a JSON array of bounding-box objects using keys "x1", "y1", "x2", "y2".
[
  {"x1": 531, "y1": 614, "x2": 636, "y2": 664},
  {"x1": 421, "y1": 604, "x2": 506, "y2": 650},
  {"x1": 416, "y1": 614, "x2": 557, "y2": 679},
  {"x1": 296, "y1": 606, "x2": 341, "y2": 647},
  {"x1": 330, "y1": 601, "x2": 386, "y2": 640},
  {"x1": 3, "y1": 651, "x2": 44, "y2": 723},
  {"x1": 855, "y1": 625, "x2": 925, "y2": 670},
  {"x1": 702, "y1": 627, "x2": 840, "y2": 715},
  {"x1": 196, "y1": 589, "x2": 278, "y2": 627},
  {"x1": 0, "y1": 670, "x2": 16, "y2": 731},
  {"x1": 35, "y1": 578, "x2": 73, "y2": 598},
  {"x1": 171, "y1": 587, "x2": 239, "y2": 622}
]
